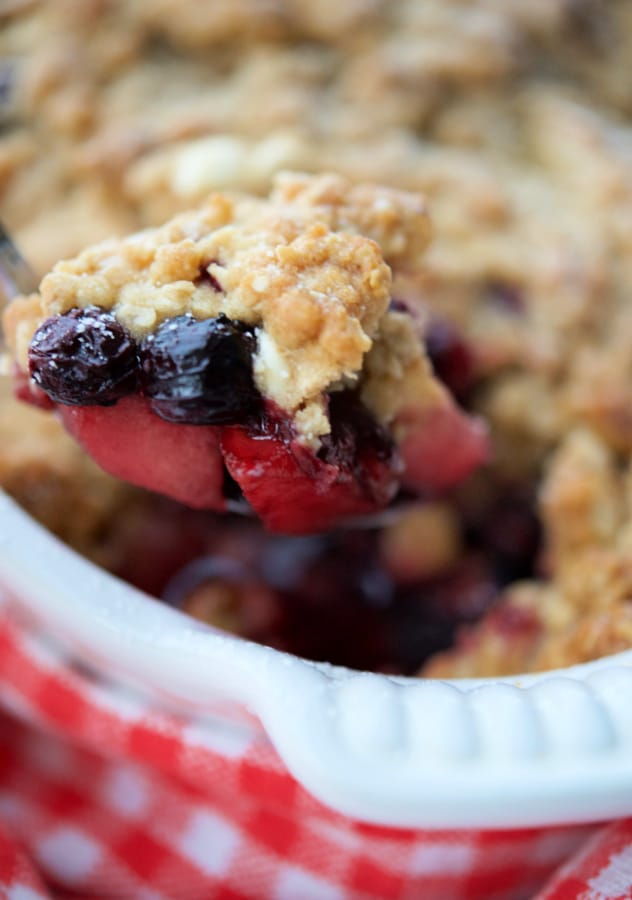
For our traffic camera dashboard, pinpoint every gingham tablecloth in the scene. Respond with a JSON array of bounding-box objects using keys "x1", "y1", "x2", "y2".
[{"x1": 0, "y1": 607, "x2": 629, "y2": 900}]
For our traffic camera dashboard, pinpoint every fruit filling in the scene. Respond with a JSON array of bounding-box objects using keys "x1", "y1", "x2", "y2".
[
  {"x1": 139, "y1": 313, "x2": 260, "y2": 425},
  {"x1": 4, "y1": 1, "x2": 632, "y2": 682},
  {"x1": 4, "y1": 173, "x2": 489, "y2": 534},
  {"x1": 103, "y1": 481, "x2": 542, "y2": 674},
  {"x1": 29, "y1": 305, "x2": 139, "y2": 406}
]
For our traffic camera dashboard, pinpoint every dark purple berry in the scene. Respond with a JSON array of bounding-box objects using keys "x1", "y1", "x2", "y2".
[
  {"x1": 28, "y1": 306, "x2": 138, "y2": 406},
  {"x1": 319, "y1": 390, "x2": 395, "y2": 473},
  {"x1": 195, "y1": 260, "x2": 224, "y2": 294},
  {"x1": 262, "y1": 532, "x2": 392, "y2": 670},
  {"x1": 13, "y1": 364, "x2": 55, "y2": 410},
  {"x1": 425, "y1": 317, "x2": 475, "y2": 402},
  {"x1": 139, "y1": 313, "x2": 261, "y2": 425},
  {"x1": 132, "y1": 504, "x2": 506, "y2": 674},
  {"x1": 259, "y1": 535, "x2": 328, "y2": 590},
  {"x1": 486, "y1": 281, "x2": 525, "y2": 316},
  {"x1": 386, "y1": 556, "x2": 499, "y2": 673},
  {"x1": 389, "y1": 297, "x2": 426, "y2": 336},
  {"x1": 481, "y1": 497, "x2": 541, "y2": 585}
]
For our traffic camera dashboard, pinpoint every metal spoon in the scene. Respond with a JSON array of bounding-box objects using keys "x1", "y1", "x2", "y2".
[
  {"x1": 0, "y1": 222, "x2": 37, "y2": 297},
  {"x1": 0, "y1": 221, "x2": 38, "y2": 355}
]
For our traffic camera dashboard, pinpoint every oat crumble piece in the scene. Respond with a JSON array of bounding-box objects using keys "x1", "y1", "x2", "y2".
[
  {"x1": 6, "y1": 173, "x2": 435, "y2": 445},
  {"x1": 5, "y1": 172, "x2": 490, "y2": 535}
]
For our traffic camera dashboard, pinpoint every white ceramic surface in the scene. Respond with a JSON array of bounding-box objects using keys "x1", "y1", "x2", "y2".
[{"x1": 1, "y1": 489, "x2": 632, "y2": 829}]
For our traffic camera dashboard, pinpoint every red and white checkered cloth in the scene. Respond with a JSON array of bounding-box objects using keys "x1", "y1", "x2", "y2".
[{"x1": 0, "y1": 607, "x2": 630, "y2": 900}]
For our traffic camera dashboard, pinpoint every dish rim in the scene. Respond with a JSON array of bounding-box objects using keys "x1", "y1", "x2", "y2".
[{"x1": 1, "y1": 488, "x2": 631, "y2": 829}]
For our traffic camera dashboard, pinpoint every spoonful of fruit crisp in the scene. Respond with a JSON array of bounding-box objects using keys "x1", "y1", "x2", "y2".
[{"x1": 2, "y1": 173, "x2": 489, "y2": 534}]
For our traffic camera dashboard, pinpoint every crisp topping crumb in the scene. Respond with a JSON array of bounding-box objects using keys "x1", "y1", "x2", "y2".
[{"x1": 6, "y1": 173, "x2": 433, "y2": 440}]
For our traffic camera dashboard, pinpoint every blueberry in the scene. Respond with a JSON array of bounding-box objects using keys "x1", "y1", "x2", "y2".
[
  {"x1": 386, "y1": 556, "x2": 499, "y2": 673},
  {"x1": 425, "y1": 317, "x2": 475, "y2": 402},
  {"x1": 28, "y1": 306, "x2": 138, "y2": 406},
  {"x1": 480, "y1": 496, "x2": 541, "y2": 585},
  {"x1": 259, "y1": 535, "x2": 329, "y2": 590},
  {"x1": 319, "y1": 390, "x2": 394, "y2": 471},
  {"x1": 486, "y1": 281, "x2": 525, "y2": 316},
  {"x1": 194, "y1": 260, "x2": 224, "y2": 293},
  {"x1": 139, "y1": 313, "x2": 261, "y2": 425}
]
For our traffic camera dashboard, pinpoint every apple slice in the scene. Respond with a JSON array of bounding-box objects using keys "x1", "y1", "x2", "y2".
[
  {"x1": 59, "y1": 395, "x2": 225, "y2": 511},
  {"x1": 221, "y1": 406, "x2": 399, "y2": 534},
  {"x1": 397, "y1": 402, "x2": 490, "y2": 493}
]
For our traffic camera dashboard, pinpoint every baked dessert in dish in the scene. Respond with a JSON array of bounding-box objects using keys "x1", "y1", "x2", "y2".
[
  {"x1": 4, "y1": 173, "x2": 488, "y2": 533},
  {"x1": 3, "y1": 0, "x2": 632, "y2": 677}
]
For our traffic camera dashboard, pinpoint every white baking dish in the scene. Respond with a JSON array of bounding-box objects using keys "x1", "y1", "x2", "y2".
[{"x1": 1, "y1": 489, "x2": 631, "y2": 830}]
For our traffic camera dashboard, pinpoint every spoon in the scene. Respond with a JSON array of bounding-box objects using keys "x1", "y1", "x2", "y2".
[
  {"x1": 0, "y1": 222, "x2": 418, "y2": 530},
  {"x1": 0, "y1": 222, "x2": 37, "y2": 299}
]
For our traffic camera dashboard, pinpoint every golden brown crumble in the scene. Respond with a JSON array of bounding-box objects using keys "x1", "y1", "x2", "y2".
[
  {"x1": 4, "y1": 0, "x2": 632, "y2": 675},
  {"x1": 6, "y1": 173, "x2": 433, "y2": 443}
]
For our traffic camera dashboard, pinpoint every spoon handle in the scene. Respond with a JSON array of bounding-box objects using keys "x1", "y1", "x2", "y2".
[
  {"x1": 0, "y1": 222, "x2": 38, "y2": 301},
  {"x1": 0, "y1": 222, "x2": 38, "y2": 357}
]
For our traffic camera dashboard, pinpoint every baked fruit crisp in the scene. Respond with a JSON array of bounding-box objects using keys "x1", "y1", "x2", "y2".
[
  {"x1": 4, "y1": 174, "x2": 489, "y2": 534},
  {"x1": 3, "y1": 0, "x2": 632, "y2": 677}
]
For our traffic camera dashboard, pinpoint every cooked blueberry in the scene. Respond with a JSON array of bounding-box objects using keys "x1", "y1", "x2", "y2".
[
  {"x1": 259, "y1": 535, "x2": 329, "y2": 590},
  {"x1": 480, "y1": 496, "x2": 542, "y2": 585},
  {"x1": 195, "y1": 260, "x2": 224, "y2": 293},
  {"x1": 263, "y1": 532, "x2": 391, "y2": 670},
  {"x1": 319, "y1": 390, "x2": 395, "y2": 471},
  {"x1": 386, "y1": 556, "x2": 499, "y2": 673},
  {"x1": 28, "y1": 306, "x2": 138, "y2": 406},
  {"x1": 425, "y1": 317, "x2": 475, "y2": 402},
  {"x1": 139, "y1": 313, "x2": 260, "y2": 425},
  {"x1": 486, "y1": 280, "x2": 525, "y2": 316},
  {"x1": 13, "y1": 364, "x2": 55, "y2": 411}
]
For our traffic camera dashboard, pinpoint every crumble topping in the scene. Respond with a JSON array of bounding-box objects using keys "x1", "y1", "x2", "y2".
[
  {"x1": 6, "y1": 173, "x2": 434, "y2": 443},
  {"x1": 4, "y1": 0, "x2": 632, "y2": 675},
  {"x1": 361, "y1": 310, "x2": 446, "y2": 429}
]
